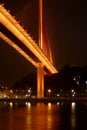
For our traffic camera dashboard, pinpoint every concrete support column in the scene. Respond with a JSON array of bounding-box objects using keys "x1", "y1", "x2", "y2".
[{"x1": 37, "y1": 63, "x2": 44, "y2": 98}]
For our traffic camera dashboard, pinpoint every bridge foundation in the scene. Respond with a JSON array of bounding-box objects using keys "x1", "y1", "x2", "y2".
[{"x1": 37, "y1": 63, "x2": 44, "y2": 98}]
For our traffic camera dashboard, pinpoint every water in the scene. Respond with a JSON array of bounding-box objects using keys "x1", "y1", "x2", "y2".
[{"x1": 0, "y1": 102, "x2": 87, "y2": 130}]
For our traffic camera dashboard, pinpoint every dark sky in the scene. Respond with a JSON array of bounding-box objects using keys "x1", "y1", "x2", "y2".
[{"x1": 0, "y1": 0, "x2": 87, "y2": 86}]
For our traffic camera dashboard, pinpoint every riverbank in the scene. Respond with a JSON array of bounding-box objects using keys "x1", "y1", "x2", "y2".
[{"x1": 0, "y1": 97, "x2": 87, "y2": 103}]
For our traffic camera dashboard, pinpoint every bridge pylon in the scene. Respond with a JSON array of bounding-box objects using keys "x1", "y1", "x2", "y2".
[{"x1": 37, "y1": 63, "x2": 44, "y2": 98}]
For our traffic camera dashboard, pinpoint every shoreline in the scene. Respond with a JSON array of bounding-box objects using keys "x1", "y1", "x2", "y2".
[{"x1": 0, "y1": 97, "x2": 87, "y2": 103}]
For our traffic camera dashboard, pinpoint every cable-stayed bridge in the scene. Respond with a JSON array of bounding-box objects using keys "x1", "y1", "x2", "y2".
[{"x1": 0, "y1": 1, "x2": 57, "y2": 98}]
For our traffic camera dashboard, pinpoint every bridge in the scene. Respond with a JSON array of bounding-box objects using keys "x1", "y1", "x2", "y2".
[{"x1": 0, "y1": 1, "x2": 57, "y2": 98}]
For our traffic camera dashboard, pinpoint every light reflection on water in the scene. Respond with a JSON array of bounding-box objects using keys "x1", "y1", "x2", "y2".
[
  {"x1": 0, "y1": 102, "x2": 87, "y2": 130},
  {"x1": 71, "y1": 102, "x2": 76, "y2": 130},
  {"x1": 10, "y1": 102, "x2": 13, "y2": 108}
]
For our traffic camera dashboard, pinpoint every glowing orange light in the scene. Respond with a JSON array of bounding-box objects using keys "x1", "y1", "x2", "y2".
[
  {"x1": 0, "y1": 4, "x2": 58, "y2": 98},
  {"x1": 0, "y1": 4, "x2": 57, "y2": 74},
  {"x1": 0, "y1": 32, "x2": 37, "y2": 67}
]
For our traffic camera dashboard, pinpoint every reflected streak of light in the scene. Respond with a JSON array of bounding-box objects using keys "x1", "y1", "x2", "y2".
[
  {"x1": 26, "y1": 102, "x2": 31, "y2": 108},
  {"x1": 71, "y1": 102, "x2": 76, "y2": 112},
  {"x1": 48, "y1": 102, "x2": 51, "y2": 107},
  {"x1": 48, "y1": 103, "x2": 52, "y2": 111},
  {"x1": 10, "y1": 102, "x2": 13, "y2": 108},
  {"x1": 15, "y1": 102, "x2": 18, "y2": 107},
  {"x1": 4, "y1": 102, "x2": 7, "y2": 106},
  {"x1": 27, "y1": 102, "x2": 31, "y2": 109},
  {"x1": 26, "y1": 102, "x2": 31, "y2": 130},
  {"x1": 71, "y1": 102, "x2": 76, "y2": 129},
  {"x1": 47, "y1": 103, "x2": 52, "y2": 129}
]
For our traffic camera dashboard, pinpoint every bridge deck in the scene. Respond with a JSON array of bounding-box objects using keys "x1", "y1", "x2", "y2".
[{"x1": 0, "y1": 4, "x2": 57, "y2": 74}]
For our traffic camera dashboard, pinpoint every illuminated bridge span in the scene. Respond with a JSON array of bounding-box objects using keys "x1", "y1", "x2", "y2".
[{"x1": 0, "y1": 3, "x2": 57, "y2": 98}]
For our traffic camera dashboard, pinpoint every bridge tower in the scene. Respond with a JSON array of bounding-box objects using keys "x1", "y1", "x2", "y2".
[
  {"x1": 37, "y1": 0, "x2": 53, "y2": 98},
  {"x1": 37, "y1": 0, "x2": 44, "y2": 98}
]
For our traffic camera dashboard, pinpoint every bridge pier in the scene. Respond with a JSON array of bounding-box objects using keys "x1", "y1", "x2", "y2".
[{"x1": 37, "y1": 63, "x2": 44, "y2": 98}]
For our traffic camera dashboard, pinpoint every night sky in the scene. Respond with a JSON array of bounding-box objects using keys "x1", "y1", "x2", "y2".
[{"x1": 0, "y1": 0, "x2": 87, "y2": 86}]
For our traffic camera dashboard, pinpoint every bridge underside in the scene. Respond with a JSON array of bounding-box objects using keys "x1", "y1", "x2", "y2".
[
  {"x1": 0, "y1": 24, "x2": 45, "y2": 98},
  {"x1": 0, "y1": 5, "x2": 57, "y2": 98}
]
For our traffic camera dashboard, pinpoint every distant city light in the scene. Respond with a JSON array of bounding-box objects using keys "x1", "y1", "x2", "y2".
[
  {"x1": 15, "y1": 95, "x2": 18, "y2": 99},
  {"x1": 25, "y1": 94, "x2": 31, "y2": 97},
  {"x1": 76, "y1": 81, "x2": 79, "y2": 85},
  {"x1": 10, "y1": 90, "x2": 13, "y2": 93},
  {"x1": 25, "y1": 102, "x2": 28, "y2": 106},
  {"x1": 85, "y1": 81, "x2": 87, "y2": 84},
  {"x1": 28, "y1": 89, "x2": 31, "y2": 93},
  {"x1": 72, "y1": 94, "x2": 75, "y2": 97},
  {"x1": 57, "y1": 94, "x2": 60, "y2": 97},
  {"x1": 48, "y1": 89, "x2": 51, "y2": 93},
  {"x1": 73, "y1": 77, "x2": 76, "y2": 81},
  {"x1": 71, "y1": 89, "x2": 74, "y2": 93},
  {"x1": 47, "y1": 89, "x2": 52, "y2": 97},
  {"x1": 57, "y1": 102, "x2": 60, "y2": 106}
]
